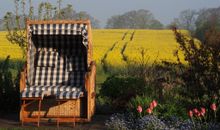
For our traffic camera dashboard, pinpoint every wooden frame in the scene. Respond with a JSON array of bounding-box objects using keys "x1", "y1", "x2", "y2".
[{"x1": 20, "y1": 20, "x2": 96, "y2": 126}]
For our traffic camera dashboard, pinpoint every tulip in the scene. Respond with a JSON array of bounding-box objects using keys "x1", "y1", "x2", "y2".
[
  {"x1": 150, "y1": 102, "x2": 154, "y2": 110},
  {"x1": 200, "y1": 107, "x2": 206, "y2": 116},
  {"x1": 188, "y1": 110, "x2": 193, "y2": 118},
  {"x1": 152, "y1": 100, "x2": 158, "y2": 108},
  {"x1": 210, "y1": 103, "x2": 217, "y2": 111},
  {"x1": 137, "y1": 105, "x2": 142, "y2": 113},
  {"x1": 193, "y1": 108, "x2": 199, "y2": 114},
  {"x1": 146, "y1": 108, "x2": 152, "y2": 114}
]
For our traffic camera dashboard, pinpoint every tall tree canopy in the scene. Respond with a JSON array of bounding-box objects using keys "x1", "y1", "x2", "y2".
[
  {"x1": 106, "y1": 9, "x2": 163, "y2": 29},
  {"x1": 195, "y1": 7, "x2": 220, "y2": 42},
  {"x1": 168, "y1": 9, "x2": 197, "y2": 32}
]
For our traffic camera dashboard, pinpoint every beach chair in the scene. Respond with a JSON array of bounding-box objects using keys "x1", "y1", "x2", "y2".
[{"x1": 20, "y1": 20, "x2": 96, "y2": 127}]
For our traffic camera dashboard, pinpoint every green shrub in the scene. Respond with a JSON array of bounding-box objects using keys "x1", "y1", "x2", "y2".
[
  {"x1": 100, "y1": 76, "x2": 147, "y2": 109},
  {"x1": 157, "y1": 100, "x2": 187, "y2": 119},
  {"x1": 0, "y1": 57, "x2": 23, "y2": 113}
]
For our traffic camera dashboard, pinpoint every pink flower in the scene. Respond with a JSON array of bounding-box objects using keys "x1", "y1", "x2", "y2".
[
  {"x1": 137, "y1": 105, "x2": 142, "y2": 113},
  {"x1": 149, "y1": 100, "x2": 158, "y2": 110},
  {"x1": 152, "y1": 100, "x2": 158, "y2": 108},
  {"x1": 193, "y1": 108, "x2": 199, "y2": 114},
  {"x1": 150, "y1": 102, "x2": 154, "y2": 110},
  {"x1": 210, "y1": 103, "x2": 217, "y2": 111},
  {"x1": 193, "y1": 108, "x2": 200, "y2": 117},
  {"x1": 146, "y1": 108, "x2": 152, "y2": 114},
  {"x1": 200, "y1": 107, "x2": 206, "y2": 116},
  {"x1": 188, "y1": 110, "x2": 193, "y2": 118}
]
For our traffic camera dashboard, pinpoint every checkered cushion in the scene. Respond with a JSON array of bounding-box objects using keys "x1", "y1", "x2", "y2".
[
  {"x1": 21, "y1": 90, "x2": 46, "y2": 98},
  {"x1": 36, "y1": 50, "x2": 58, "y2": 67},
  {"x1": 24, "y1": 22, "x2": 89, "y2": 99},
  {"x1": 56, "y1": 91, "x2": 83, "y2": 99},
  {"x1": 66, "y1": 56, "x2": 86, "y2": 71},
  {"x1": 24, "y1": 85, "x2": 83, "y2": 96}
]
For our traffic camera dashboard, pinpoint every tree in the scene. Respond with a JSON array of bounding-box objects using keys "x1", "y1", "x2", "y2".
[
  {"x1": 106, "y1": 9, "x2": 163, "y2": 29},
  {"x1": 178, "y1": 9, "x2": 197, "y2": 32},
  {"x1": 76, "y1": 11, "x2": 100, "y2": 28},
  {"x1": 195, "y1": 7, "x2": 220, "y2": 42},
  {"x1": 169, "y1": 9, "x2": 197, "y2": 32},
  {"x1": 171, "y1": 26, "x2": 220, "y2": 106},
  {"x1": 53, "y1": 4, "x2": 76, "y2": 20}
]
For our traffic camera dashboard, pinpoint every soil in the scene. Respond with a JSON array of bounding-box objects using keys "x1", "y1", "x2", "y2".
[{"x1": 0, "y1": 113, "x2": 109, "y2": 130}]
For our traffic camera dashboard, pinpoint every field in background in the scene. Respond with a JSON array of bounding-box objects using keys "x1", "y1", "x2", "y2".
[
  {"x1": 0, "y1": 30, "x2": 183, "y2": 83},
  {"x1": 0, "y1": 32, "x2": 23, "y2": 60},
  {"x1": 93, "y1": 30, "x2": 184, "y2": 77}
]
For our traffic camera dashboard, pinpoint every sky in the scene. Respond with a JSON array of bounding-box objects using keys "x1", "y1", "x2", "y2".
[{"x1": 0, "y1": 0, "x2": 220, "y2": 27}]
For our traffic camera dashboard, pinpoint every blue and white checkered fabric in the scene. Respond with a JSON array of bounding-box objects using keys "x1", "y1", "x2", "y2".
[
  {"x1": 21, "y1": 90, "x2": 46, "y2": 99},
  {"x1": 56, "y1": 91, "x2": 83, "y2": 100},
  {"x1": 22, "y1": 22, "x2": 89, "y2": 99}
]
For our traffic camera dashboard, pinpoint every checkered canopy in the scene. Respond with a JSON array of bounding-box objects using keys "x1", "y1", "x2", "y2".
[{"x1": 22, "y1": 22, "x2": 90, "y2": 99}]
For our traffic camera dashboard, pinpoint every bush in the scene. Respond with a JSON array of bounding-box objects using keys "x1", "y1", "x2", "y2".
[
  {"x1": 100, "y1": 76, "x2": 147, "y2": 109},
  {"x1": 157, "y1": 100, "x2": 187, "y2": 119},
  {"x1": 0, "y1": 56, "x2": 23, "y2": 113}
]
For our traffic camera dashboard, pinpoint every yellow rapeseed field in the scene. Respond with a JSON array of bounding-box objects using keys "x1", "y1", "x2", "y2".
[
  {"x1": 0, "y1": 29, "x2": 183, "y2": 65},
  {"x1": 0, "y1": 31, "x2": 23, "y2": 60}
]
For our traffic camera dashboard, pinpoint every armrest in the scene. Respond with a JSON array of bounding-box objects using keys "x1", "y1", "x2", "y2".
[
  {"x1": 85, "y1": 61, "x2": 96, "y2": 120},
  {"x1": 20, "y1": 63, "x2": 27, "y2": 92},
  {"x1": 85, "y1": 61, "x2": 96, "y2": 93}
]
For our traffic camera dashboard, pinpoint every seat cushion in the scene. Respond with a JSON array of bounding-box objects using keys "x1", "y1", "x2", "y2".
[
  {"x1": 21, "y1": 90, "x2": 46, "y2": 99},
  {"x1": 66, "y1": 56, "x2": 86, "y2": 71},
  {"x1": 24, "y1": 85, "x2": 83, "y2": 96},
  {"x1": 36, "y1": 50, "x2": 58, "y2": 67},
  {"x1": 56, "y1": 91, "x2": 83, "y2": 99}
]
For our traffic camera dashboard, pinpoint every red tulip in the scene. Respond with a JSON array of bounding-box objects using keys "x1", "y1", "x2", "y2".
[
  {"x1": 146, "y1": 108, "x2": 152, "y2": 114},
  {"x1": 137, "y1": 105, "x2": 142, "y2": 113},
  {"x1": 193, "y1": 108, "x2": 200, "y2": 117},
  {"x1": 188, "y1": 110, "x2": 193, "y2": 118},
  {"x1": 210, "y1": 103, "x2": 217, "y2": 111},
  {"x1": 193, "y1": 108, "x2": 199, "y2": 114},
  {"x1": 200, "y1": 107, "x2": 206, "y2": 116},
  {"x1": 152, "y1": 100, "x2": 158, "y2": 108},
  {"x1": 150, "y1": 102, "x2": 154, "y2": 110}
]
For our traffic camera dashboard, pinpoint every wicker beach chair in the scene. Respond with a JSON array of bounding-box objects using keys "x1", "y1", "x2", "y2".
[{"x1": 20, "y1": 20, "x2": 96, "y2": 127}]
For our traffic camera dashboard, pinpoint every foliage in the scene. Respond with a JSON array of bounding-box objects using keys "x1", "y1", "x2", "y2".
[
  {"x1": 0, "y1": 57, "x2": 23, "y2": 113},
  {"x1": 106, "y1": 9, "x2": 163, "y2": 29},
  {"x1": 169, "y1": 9, "x2": 197, "y2": 32},
  {"x1": 173, "y1": 27, "x2": 220, "y2": 106},
  {"x1": 157, "y1": 100, "x2": 187, "y2": 119},
  {"x1": 195, "y1": 7, "x2": 220, "y2": 42},
  {"x1": 100, "y1": 76, "x2": 146, "y2": 109}
]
